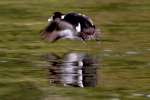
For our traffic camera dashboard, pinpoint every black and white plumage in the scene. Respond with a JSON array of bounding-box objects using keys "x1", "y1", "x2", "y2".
[
  {"x1": 48, "y1": 12, "x2": 96, "y2": 34},
  {"x1": 41, "y1": 12, "x2": 100, "y2": 42},
  {"x1": 41, "y1": 18, "x2": 82, "y2": 42}
]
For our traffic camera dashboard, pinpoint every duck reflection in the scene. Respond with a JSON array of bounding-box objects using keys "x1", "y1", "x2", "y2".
[{"x1": 44, "y1": 52, "x2": 99, "y2": 87}]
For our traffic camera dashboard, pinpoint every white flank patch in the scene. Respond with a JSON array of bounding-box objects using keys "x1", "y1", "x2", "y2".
[
  {"x1": 61, "y1": 15, "x2": 65, "y2": 19},
  {"x1": 76, "y1": 23, "x2": 81, "y2": 32}
]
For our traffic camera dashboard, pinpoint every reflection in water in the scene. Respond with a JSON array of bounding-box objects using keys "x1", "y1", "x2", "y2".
[{"x1": 44, "y1": 52, "x2": 99, "y2": 87}]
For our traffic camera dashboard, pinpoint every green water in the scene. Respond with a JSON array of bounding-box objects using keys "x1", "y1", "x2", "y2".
[{"x1": 0, "y1": 0, "x2": 150, "y2": 100}]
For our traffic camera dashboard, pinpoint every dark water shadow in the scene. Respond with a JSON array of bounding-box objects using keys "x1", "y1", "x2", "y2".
[{"x1": 42, "y1": 52, "x2": 100, "y2": 88}]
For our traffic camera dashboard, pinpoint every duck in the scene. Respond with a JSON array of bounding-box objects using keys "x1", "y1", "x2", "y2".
[{"x1": 41, "y1": 12, "x2": 100, "y2": 42}]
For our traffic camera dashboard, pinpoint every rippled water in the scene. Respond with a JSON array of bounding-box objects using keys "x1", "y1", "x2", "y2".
[
  {"x1": 43, "y1": 52, "x2": 99, "y2": 87},
  {"x1": 0, "y1": 0, "x2": 150, "y2": 99},
  {"x1": 1, "y1": 49, "x2": 150, "y2": 100}
]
